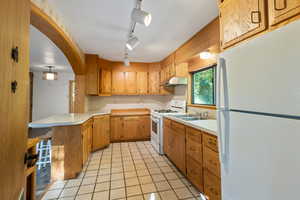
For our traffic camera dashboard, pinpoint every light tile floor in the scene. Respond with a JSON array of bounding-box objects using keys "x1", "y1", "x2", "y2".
[{"x1": 43, "y1": 141, "x2": 201, "y2": 200}]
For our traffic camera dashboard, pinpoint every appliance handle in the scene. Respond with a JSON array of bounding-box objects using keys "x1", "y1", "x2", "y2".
[
  {"x1": 217, "y1": 109, "x2": 230, "y2": 172},
  {"x1": 217, "y1": 57, "x2": 229, "y2": 110}
]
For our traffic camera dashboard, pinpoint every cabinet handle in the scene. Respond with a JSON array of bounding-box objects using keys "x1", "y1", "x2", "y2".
[
  {"x1": 274, "y1": 0, "x2": 287, "y2": 11},
  {"x1": 251, "y1": 11, "x2": 261, "y2": 24},
  {"x1": 11, "y1": 81, "x2": 18, "y2": 93},
  {"x1": 11, "y1": 46, "x2": 19, "y2": 63}
]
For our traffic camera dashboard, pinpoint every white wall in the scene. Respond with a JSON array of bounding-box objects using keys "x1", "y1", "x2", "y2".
[{"x1": 32, "y1": 71, "x2": 74, "y2": 121}]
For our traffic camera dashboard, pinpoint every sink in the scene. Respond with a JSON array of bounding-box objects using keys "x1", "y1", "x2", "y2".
[{"x1": 173, "y1": 115, "x2": 206, "y2": 121}]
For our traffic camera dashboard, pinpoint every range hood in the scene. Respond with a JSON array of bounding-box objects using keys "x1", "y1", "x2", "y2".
[{"x1": 162, "y1": 77, "x2": 188, "y2": 87}]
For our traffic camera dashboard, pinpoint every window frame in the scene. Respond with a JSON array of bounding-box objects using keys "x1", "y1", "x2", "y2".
[{"x1": 191, "y1": 65, "x2": 217, "y2": 106}]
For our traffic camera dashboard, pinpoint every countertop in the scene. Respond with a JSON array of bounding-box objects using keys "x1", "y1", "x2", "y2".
[
  {"x1": 164, "y1": 115, "x2": 218, "y2": 137},
  {"x1": 29, "y1": 112, "x2": 109, "y2": 128}
]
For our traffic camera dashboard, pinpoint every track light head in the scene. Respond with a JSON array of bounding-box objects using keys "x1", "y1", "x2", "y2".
[
  {"x1": 126, "y1": 36, "x2": 140, "y2": 51},
  {"x1": 131, "y1": 8, "x2": 152, "y2": 27}
]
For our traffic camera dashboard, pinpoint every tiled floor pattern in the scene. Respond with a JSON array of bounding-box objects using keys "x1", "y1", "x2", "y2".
[{"x1": 43, "y1": 141, "x2": 201, "y2": 200}]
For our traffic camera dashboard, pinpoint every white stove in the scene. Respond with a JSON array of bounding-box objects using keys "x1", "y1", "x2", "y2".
[{"x1": 150, "y1": 100, "x2": 186, "y2": 154}]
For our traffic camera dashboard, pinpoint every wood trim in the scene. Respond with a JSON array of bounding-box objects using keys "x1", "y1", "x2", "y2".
[
  {"x1": 30, "y1": 3, "x2": 85, "y2": 74},
  {"x1": 69, "y1": 80, "x2": 75, "y2": 113},
  {"x1": 74, "y1": 75, "x2": 86, "y2": 113},
  {"x1": 188, "y1": 104, "x2": 217, "y2": 110}
]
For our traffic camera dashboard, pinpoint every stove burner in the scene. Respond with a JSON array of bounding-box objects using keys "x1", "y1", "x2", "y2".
[{"x1": 155, "y1": 109, "x2": 178, "y2": 113}]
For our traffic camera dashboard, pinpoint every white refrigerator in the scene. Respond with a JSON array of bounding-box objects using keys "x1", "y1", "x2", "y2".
[{"x1": 217, "y1": 19, "x2": 300, "y2": 200}]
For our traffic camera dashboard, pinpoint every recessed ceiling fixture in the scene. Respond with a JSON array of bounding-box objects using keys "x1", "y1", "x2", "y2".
[
  {"x1": 131, "y1": 8, "x2": 152, "y2": 27},
  {"x1": 124, "y1": 0, "x2": 152, "y2": 66},
  {"x1": 43, "y1": 66, "x2": 58, "y2": 80},
  {"x1": 199, "y1": 51, "x2": 214, "y2": 60},
  {"x1": 126, "y1": 35, "x2": 140, "y2": 51}
]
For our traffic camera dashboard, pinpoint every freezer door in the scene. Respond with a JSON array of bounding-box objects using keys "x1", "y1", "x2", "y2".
[
  {"x1": 219, "y1": 20, "x2": 300, "y2": 116},
  {"x1": 220, "y1": 111, "x2": 300, "y2": 200}
]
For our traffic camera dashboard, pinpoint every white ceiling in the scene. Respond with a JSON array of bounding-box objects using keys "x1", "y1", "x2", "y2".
[
  {"x1": 30, "y1": 25, "x2": 73, "y2": 73},
  {"x1": 47, "y1": 0, "x2": 218, "y2": 62}
]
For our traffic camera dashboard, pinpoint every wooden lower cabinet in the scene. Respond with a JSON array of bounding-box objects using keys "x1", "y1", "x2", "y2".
[
  {"x1": 204, "y1": 169, "x2": 222, "y2": 200},
  {"x1": 82, "y1": 120, "x2": 93, "y2": 165},
  {"x1": 110, "y1": 115, "x2": 150, "y2": 142},
  {"x1": 92, "y1": 115, "x2": 110, "y2": 151},
  {"x1": 187, "y1": 156, "x2": 204, "y2": 192},
  {"x1": 163, "y1": 119, "x2": 221, "y2": 199}
]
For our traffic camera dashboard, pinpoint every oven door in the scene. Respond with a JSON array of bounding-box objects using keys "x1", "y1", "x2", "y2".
[{"x1": 150, "y1": 115, "x2": 161, "y2": 153}]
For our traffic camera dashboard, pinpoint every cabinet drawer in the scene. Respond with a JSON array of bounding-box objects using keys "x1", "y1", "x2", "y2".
[
  {"x1": 186, "y1": 135, "x2": 202, "y2": 164},
  {"x1": 203, "y1": 134, "x2": 218, "y2": 152},
  {"x1": 171, "y1": 121, "x2": 185, "y2": 133},
  {"x1": 203, "y1": 147, "x2": 220, "y2": 178},
  {"x1": 204, "y1": 169, "x2": 221, "y2": 200},
  {"x1": 187, "y1": 156, "x2": 204, "y2": 192},
  {"x1": 164, "y1": 118, "x2": 171, "y2": 127},
  {"x1": 187, "y1": 127, "x2": 202, "y2": 143}
]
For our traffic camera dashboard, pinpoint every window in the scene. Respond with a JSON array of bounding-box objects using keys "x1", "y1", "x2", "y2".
[{"x1": 192, "y1": 65, "x2": 216, "y2": 105}]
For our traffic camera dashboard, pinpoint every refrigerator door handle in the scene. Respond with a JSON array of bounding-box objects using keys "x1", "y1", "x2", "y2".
[
  {"x1": 217, "y1": 109, "x2": 230, "y2": 172},
  {"x1": 217, "y1": 57, "x2": 229, "y2": 110}
]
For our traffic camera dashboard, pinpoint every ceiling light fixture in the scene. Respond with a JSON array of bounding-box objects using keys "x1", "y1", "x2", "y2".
[
  {"x1": 126, "y1": 35, "x2": 140, "y2": 51},
  {"x1": 199, "y1": 51, "x2": 214, "y2": 60},
  {"x1": 131, "y1": 8, "x2": 152, "y2": 27},
  {"x1": 124, "y1": 55, "x2": 130, "y2": 67},
  {"x1": 43, "y1": 66, "x2": 58, "y2": 80}
]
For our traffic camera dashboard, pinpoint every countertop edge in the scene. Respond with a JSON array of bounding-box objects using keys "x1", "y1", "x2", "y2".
[
  {"x1": 164, "y1": 115, "x2": 218, "y2": 137},
  {"x1": 29, "y1": 112, "x2": 109, "y2": 129}
]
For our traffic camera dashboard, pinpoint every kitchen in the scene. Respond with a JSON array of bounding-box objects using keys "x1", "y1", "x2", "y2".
[{"x1": 1, "y1": 0, "x2": 300, "y2": 200}]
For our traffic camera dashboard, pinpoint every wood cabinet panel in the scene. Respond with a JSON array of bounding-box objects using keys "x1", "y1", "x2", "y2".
[
  {"x1": 85, "y1": 54, "x2": 99, "y2": 95},
  {"x1": 110, "y1": 117, "x2": 124, "y2": 141},
  {"x1": 125, "y1": 72, "x2": 137, "y2": 94},
  {"x1": 92, "y1": 115, "x2": 110, "y2": 151},
  {"x1": 163, "y1": 125, "x2": 172, "y2": 156},
  {"x1": 203, "y1": 134, "x2": 219, "y2": 152},
  {"x1": 112, "y1": 71, "x2": 125, "y2": 94},
  {"x1": 187, "y1": 156, "x2": 204, "y2": 192},
  {"x1": 139, "y1": 116, "x2": 151, "y2": 139},
  {"x1": 148, "y1": 71, "x2": 160, "y2": 94},
  {"x1": 220, "y1": 0, "x2": 267, "y2": 48},
  {"x1": 269, "y1": 0, "x2": 300, "y2": 25},
  {"x1": 204, "y1": 169, "x2": 222, "y2": 200},
  {"x1": 186, "y1": 128, "x2": 203, "y2": 164},
  {"x1": 82, "y1": 120, "x2": 93, "y2": 165},
  {"x1": 203, "y1": 147, "x2": 221, "y2": 178},
  {"x1": 137, "y1": 72, "x2": 148, "y2": 94},
  {"x1": 100, "y1": 69, "x2": 111, "y2": 95},
  {"x1": 123, "y1": 116, "x2": 139, "y2": 140}
]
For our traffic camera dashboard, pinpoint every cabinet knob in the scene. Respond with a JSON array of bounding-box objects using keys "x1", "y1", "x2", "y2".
[
  {"x1": 11, "y1": 81, "x2": 18, "y2": 93},
  {"x1": 11, "y1": 47, "x2": 19, "y2": 63}
]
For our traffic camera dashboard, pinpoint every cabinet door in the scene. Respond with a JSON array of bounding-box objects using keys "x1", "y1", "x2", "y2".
[
  {"x1": 186, "y1": 128, "x2": 203, "y2": 164},
  {"x1": 203, "y1": 147, "x2": 221, "y2": 178},
  {"x1": 269, "y1": 0, "x2": 300, "y2": 25},
  {"x1": 163, "y1": 124, "x2": 171, "y2": 156},
  {"x1": 125, "y1": 72, "x2": 137, "y2": 94},
  {"x1": 112, "y1": 71, "x2": 125, "y2": 94},
  {"x1": 82, "y1": 128, "x2": 89, "y2": 165},
  {"x1": 220, "y1": 0, "x2": 267, "y2": 48},
  {"x1": 138, "y1": 116, "x2": 150, "y2": 139},
  {"x1": 187, "y1": 156, "x2": 204, "y2": 192},
  {"x1": 171, "y1": 127, "x2": 186, "y2": 175},
  {"x1": 92, "y1": 115, "x2": 110, "y2": 151},
  {"x1": 111, "y1": 117, "x2": 124, "y2": 141},
  {"x1": 148, "y1": 71, "x2": 160, "y2": 94},
  {"x1": 85, "y1": 54, "x2": 99, "y2": 95},
  {"x1": 123, "y1": 116, "x2": 139, "y2": 140},
  {"x1": 204, "y1": 169, "x2": 221, "y2": 200},
  {"x1": 100, "y1": 69, "x2": 111, "y2": 95},
  {"x1": 137, "y1": 72, "x2": 148, "y2": 94},
  {"x1": 169, "y1": 63, "x2": 176, "y2": 78},
  {"x1": 160, "y1": 71, "x2": 174, "y2": 95}
]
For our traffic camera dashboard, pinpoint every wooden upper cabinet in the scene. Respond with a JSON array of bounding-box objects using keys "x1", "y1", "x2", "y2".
[
  {"x1": 125, "y1": 72, "x2": 137, "y2": 94},
  {"x1": 220, "y1": 0, "x2": 267, "y2": 49},
  {"x1": 100, "y1": 69, "x2": 111, "y2": 95},
  {"x1": 148, "y1": 71, "x2": 160, "y2": 94},
  {"x1": 269, "y1": 0, "x2": 300, "y2": 25},
  {"x1": 137, "y1": 72, "x2": 148, "y2": 94},
  {"x1": 112, "y1": 71, "x2": 125, "y2": 94},
  {"x1": 85, "y1": 54, "x2": 99, "y2": 95}
]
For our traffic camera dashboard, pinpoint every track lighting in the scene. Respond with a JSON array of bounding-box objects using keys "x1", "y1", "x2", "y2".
[
  {"x1": 43, "y1": 66, "x2": 58, "y2": 80},
  {"x1": 126, "y1": 36, "x2": 140, "y2": 51},
  {"x1": 131, "y1": 8, "x2": 152, "y2": 27},
  {"x1": 124, "y1": 56, "x2": 130, "y2": 67}
]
